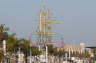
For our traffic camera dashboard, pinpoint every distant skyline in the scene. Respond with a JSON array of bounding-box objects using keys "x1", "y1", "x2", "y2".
[{"x1": 0, "y1": 0, "x2": 96, "y2": 46}]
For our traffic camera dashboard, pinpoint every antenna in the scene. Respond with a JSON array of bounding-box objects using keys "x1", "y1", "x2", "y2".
[{"x1": 40, "y1": 0, "x2": 47, "y2": 8}]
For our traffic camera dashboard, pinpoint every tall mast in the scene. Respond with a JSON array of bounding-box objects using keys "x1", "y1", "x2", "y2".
[
  {"x1": 47, "y1": 8, "x2": 52, "y2": 33},
  {"x1": 39, "y1": 9, "x2": 43, "y2": 32},
  {"x1": 44, "y1": 8, "x2": 47, "y2": 34}
]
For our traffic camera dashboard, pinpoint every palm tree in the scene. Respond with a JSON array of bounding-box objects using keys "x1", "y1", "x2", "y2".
[
  {"x1": 15, "y1": 39, "x2": 30, "y2": 63},
  {"x1": 16, "y1": 39, "x2": 30, "y2": 54},
  {"x1": 0, "y1": 24, "x2": 9, "y2": 62},
  {"x1": 6, "y1": 34, "x2": 17, "y2": 53},
  {"x1": 31, "y1": 46, "x2": 41, "y2": 56},
  {"x1": 0, "y1": 24, "x2": 8, "y2": 50},
  {"x1": 47, "y1": 44, "x2": 54, "y2": 55},
  {"x1": 0, "y1": 24, "x2": 9, "y2": 41}
]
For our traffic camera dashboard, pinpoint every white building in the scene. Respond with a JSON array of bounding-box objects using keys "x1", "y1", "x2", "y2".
[{"x1": 64, "y1": 43, "x2": 85, "y2": 54}]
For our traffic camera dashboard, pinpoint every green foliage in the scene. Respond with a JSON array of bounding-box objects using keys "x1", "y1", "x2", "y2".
[
  {"x1": 0, "y1": 24, "x2": 65, "y2": 61},
  {"x1": 0, "y1": 24, "x2": 8, "y2": 40},
  {"x1": 54, "y1": 49, "x2": 65, "y2": 56},
  {"x1": 14, "y1": 39, "x2": 30, "y2": 56},
  {"x1": 47, "y1": 45, "x2": 65, "y2": 56},
  {"x1": 47, "y1": 44, "x2": 54, "y2": 55},
  {"x1": 58, "y1": 49, "x2": 65, "y2": 56},
  {"x1": 94, "y1": 54, "x2": 96, "y2": 60},
  {"x1": 93, "y1": 48, "x2": 96, "y2": 60},
  {"x1": 42, "y1": 44, "x2": 61, "y2": 55},
  {"x1": 0, "y1": 50, "x2": 4, "y2": 62},
  {"x1": 6, "y1": 34, "x2": 17, "y2": 53},
  {"x1": 31, "y1": 46, "x2": 41, "y2": 56},
  {"x1": 0, "y1": 24, "x2": 9, "y2": 62}
]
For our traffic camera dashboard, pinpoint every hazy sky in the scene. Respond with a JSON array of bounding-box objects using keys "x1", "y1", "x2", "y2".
[{"x1": 0, "y1": 0, "x2": 96, "y2": 46}]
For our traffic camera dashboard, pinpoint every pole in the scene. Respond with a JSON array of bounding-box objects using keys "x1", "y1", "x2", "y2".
[
  {"x1": 44, "y1": 8, "x2": 46, "y2": 34},
  {"x1": 38, "y1": 45, "x2": 41, "y2": 51},
  {"x1": 46, "y1": 46, "x2": 48, "y2": 63},
  {"x1": 65, "y1": 52, "x2": 68, "y2": 62},
  {"x1": 3, "y1": 40, "x2": 6, "y2": 56},
  {"x1": 18, "y1": 47, "x2": 20, "y2": 63},
  {"x1": 39, "y1": 10, "x2": 42, "y2": 32},
  {"x1": 29, "y1": 46, "x2": 32, "y2": 63},
  {"x1": 3, "y1": 40, "x2": 6, "y2": 63},
  {"x1": 69, "y1": 50, "x2": 71, "y2": 59}
]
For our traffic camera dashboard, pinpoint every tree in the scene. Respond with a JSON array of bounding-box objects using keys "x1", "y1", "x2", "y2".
[
  {"x1": 0, "y1": 24, "x2": 8, "y2": 40},
  {"x1": 6, "y1": 34, "x2": 17, "y2": 53},
  {"x1": 0, "y1": 24, "x2": 8, "y2": 62},
  {"x1": 17, "y1": 39, "x2": 30, "y2": 63},
  {"x1": 47, "y1": 44, "x2": 54, "y2": 55},
  {"x1": 0, "y1": 50, "x2": 4, "y2": 62},
  {"x1": 13, "y1": 38, "x2": 30, "y2": 57},
  {"x1": 31, "y1": 46, "x2": 41, "y2": 56},
  {"x1": 16, "y1": 38, "x2": 42, "y2": 56},
  {"x1": 92, "y1": 48, "x2": 96, "y2": 60},
  {"x1": 0, "y1": 24, "x2": 8, "y2": 48}
]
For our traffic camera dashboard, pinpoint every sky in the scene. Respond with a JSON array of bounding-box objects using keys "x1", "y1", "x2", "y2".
[{"x1": 0, "y1": 0, "x2": 96, "y2": 46}]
